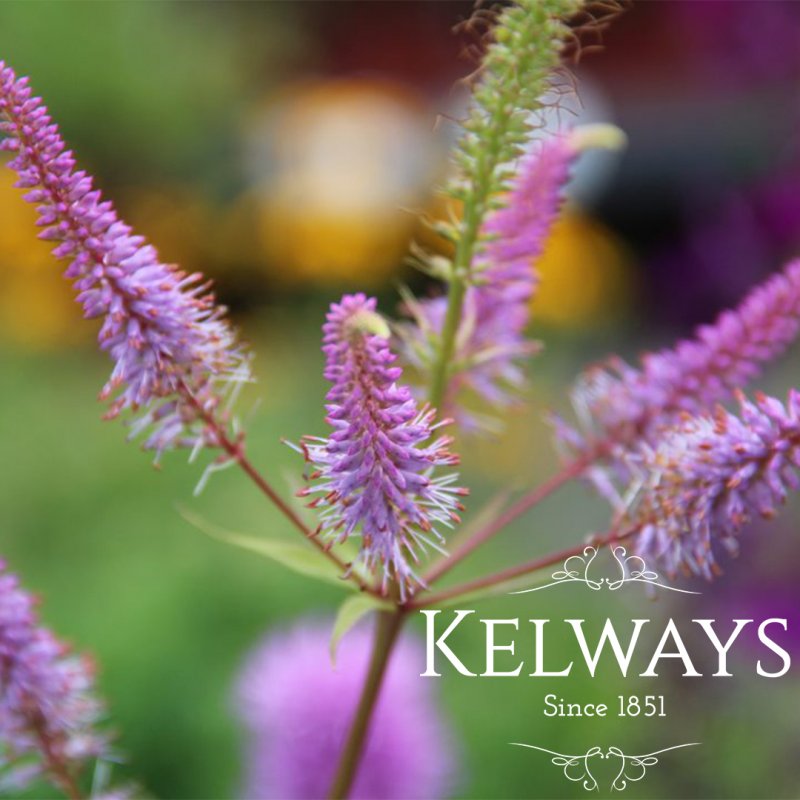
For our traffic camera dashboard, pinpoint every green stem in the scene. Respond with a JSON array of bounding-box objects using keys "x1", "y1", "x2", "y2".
[
  {"x1": 428, "y1": 275, "x2": 467, "y2": 412},
  {"x1": 426, "y1": 182, "x2": 495, "y2": 412},
  {"x1": 327, "y1": 609, "x2": 406, "y2": 800},
  {"x1": 428, "y1": 110, "x2": 514, "y2": 413}
]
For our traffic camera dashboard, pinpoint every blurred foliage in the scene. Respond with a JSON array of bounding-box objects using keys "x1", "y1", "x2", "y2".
[{"x1": 0, "y1": 2, "x2": 300, "y2": 184}]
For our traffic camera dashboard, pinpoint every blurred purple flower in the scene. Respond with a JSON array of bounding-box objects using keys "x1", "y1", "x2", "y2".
[
  {"x1": 673, "y1": 0, "x2": 800, "y2": 89},
  {"x1": 234, "y1": 618, "x2": 458, "y2": 800},
  {"x1": 633, "y1": 390, "x2": 800, "y2": 579},
  {"x1": 553, "y1": 258, "x2": 800, "y2": 497},
  {"x1": 0, "y1": 62, "x2": 249, "y2": 459},
  {"x1": 709, "y1": 547, "x2": 800, "y2": 658},
  {"x1": 0, "y1": 560, "x2": 106, "y2": 795},
  {"x1": 650, "y1": 166, "x2": 800, "y2": 329},
  {"x1": 297, "y1": 294, "x2": 466, "y2": 596},
  {"x1": 480, "y1": 137, "x2": 570, "y2": 269}
]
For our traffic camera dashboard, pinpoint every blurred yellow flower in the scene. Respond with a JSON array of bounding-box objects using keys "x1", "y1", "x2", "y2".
[
  {"x1": 0, "y1": 167, "x2": 86, "y2": 348},
  {"x1": 123, "y1": 185, "x2": 265, "y2": 277},
  {"x1": 533, "y1": 208, "x2": 634, "y2": 329},
  {"x1": 249, "y1": 79, "x2": 439, "y2": 287}
]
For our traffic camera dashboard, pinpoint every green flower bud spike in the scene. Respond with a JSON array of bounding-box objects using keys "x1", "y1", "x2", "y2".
[{"x1": 428, "y1": 0, "x2": 586, "y2": 414}]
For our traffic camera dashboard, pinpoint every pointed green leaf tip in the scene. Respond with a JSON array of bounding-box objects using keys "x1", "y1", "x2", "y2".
[
  {"x1": 329, "y1": 594, "x2": 393, "y2": 666},
  {"x1": 178, "y1": 506, "x2": 356, "y2": 589}
]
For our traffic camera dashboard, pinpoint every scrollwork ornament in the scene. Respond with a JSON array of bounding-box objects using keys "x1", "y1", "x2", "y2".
[
  {"x1": 510, "y1": 545, "x2": 700, "y2": 595},
  {"x1": 511, "y1": 742, "x2": 701, "y2": 792}
]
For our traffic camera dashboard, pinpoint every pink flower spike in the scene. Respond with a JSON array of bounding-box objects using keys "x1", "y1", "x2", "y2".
[
  {"x1": 0, "y1": 560, "x2": 108, "y2": 795},
  {"x1": 0, "y1": 62, "x2": 250, "y2": 459},
  {"x1": 402, "y1": 124, "x2": 625, "y2": 429},
  {"x1": 634, "y1": 390, "x2": 800, "y2": 579},
  {"x1": 296, "y1": 294, "x2": 467, "y2": 597},
  {"x1": 554, "y1": 258, "x2": 800, "y2": 489}
]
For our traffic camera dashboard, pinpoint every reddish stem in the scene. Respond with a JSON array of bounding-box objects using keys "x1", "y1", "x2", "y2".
[
  {"x1": 185, "y1": 389, "x2": 380, "y2": 597},
  {"x1": 30, "y1": 715, "x2": 83, "y2": 800},
  {"x1": 327, "y1": 609, "x2": 406, "y2": 799},
  {"x1": 423, "y1": 450, "x2": 598, "y2": 586},
  {"x1": 408, "y1": 527, "x2": 635, "y2": 609}
]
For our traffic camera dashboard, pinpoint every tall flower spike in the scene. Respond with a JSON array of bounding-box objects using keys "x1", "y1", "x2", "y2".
[
  {"x1": 478, "y1": 125, "x2": 626, "y2": 279},
  {"x1": 420, "y1": 0, "x2": 590, "y2": 418},
  {"x1": 553, "y1": 258, "x2": 800, "y2": 492},
  {"x1": 0, "y1": 560, "x2": 108, "y2": 796},
  {"x1": 297, "y1": 294, "x2": 467, "y2": 596},
  {"x1": 403, "y1": 126, "x2": 624, "y2": 428},
  {"x1": 446, "y1": 0, "x2": 583, "y2": 218},
  {"x1": 0, "y1": 63, "x2": 249, "y2": 458},
  {"x1": 632, "y1": 390, "x2": 800, "y2": 579}
]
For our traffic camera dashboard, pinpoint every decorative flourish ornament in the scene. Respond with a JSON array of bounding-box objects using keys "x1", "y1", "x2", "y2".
[
  {"x1": 510, "y1": 742, "x2": 701, "y2": 792},
  {"x1": 510, "y1": 545, "x2": 701, "y2": 594}
]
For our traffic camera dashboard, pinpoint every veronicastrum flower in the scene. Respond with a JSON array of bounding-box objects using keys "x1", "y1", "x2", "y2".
[
  {"x1": 447, "y1": 0, "x2": 584, "y2": 215},
  {"x1": 632, "y1": 390, "x2": 800, "y2": 578},
  {"x1": 552, "y1": 258, "x2": 800, "y2": 498},
  {"x1": 0, "y1": 62, "x2": 250, "y2": 459},
  {"x1": 296, "y1": 294, "x2": 466, "y2": 596},
  {"x1": 0, "y1": 561, "x2": 107, "y2": 795}
]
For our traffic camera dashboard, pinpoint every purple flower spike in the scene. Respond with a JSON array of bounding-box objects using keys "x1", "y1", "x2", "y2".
[
  {"x1": 297, "y1": 294, "x2": 467, "y2": 596},
  {"x1": 634, "y1": 390, "x2": 800, "y2": 579},
  {"x1": 234, "y1": 618, "x2": 458, "y2": 800},
  {"x1": 403, "y1": 125, "x2": 624, "y2": 429},
  {"x1": 554, "y1": 258, "x2": 800, "y2": 490},
  {"x1": 0, "y1": 561, "x2": 107, "y2": 795},
  {"x1": 478, "y1": 127, "x2": 604, "y2": 280},
  {"x1": 0, "y1": 63, "x2": 249, "y2": 458}
]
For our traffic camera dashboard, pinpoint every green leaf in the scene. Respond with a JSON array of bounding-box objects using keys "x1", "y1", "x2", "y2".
[
  {"x1": 330, "y1": 594, "x2": 392, "y2": 665},
  {"x1": 178, "y1": 507, "x2": 354, "y2": 590}
]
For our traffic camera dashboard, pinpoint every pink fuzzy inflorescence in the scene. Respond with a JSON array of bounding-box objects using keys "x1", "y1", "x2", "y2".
[
  {"x1": 553, "y1": 259, "x2": 800, "y2": 485},
  {"x1": 297, "y1": 294, "x2": 466, "y2": 596},
  {"x1": 0, "y1": 62, "x2": 249, "y2": 458},
  {"x1": 234, "y1": 618, "x2": 458, "y2": 800},
  {"x1": 0, "y1": 561, "x2": 107, "y2": 794},
  {"x1": 632, "y1": 390, "x2": 800, "y2": 579}
]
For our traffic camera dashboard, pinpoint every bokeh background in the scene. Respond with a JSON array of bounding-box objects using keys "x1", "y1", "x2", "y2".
[{"x1": 1, "y1": 1, "x2": 800, "y2": 797}]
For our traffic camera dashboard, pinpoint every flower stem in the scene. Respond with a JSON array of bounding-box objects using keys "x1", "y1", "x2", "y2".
[
  {"x1": 423, "y1": 451, "x2": 595, "y2": 586},
  {"x1": 428, "y1": 0, "x2": 582, "y2": 412},
  {"x1": 328, "y1": 609, "x2": 406, "y2": 800},
  {"x1": 428, "y1": 272, "x2": 467, "y2": 413},
  {"x1": 427, "y1": 75, "x2": 517, "y2": 412},
  {"x1": 184, "y1": 388, "x2": 379, "y2": 596},
  {"x1": 31, "y1": 715, "x2": 83, "y2": 800},
  {"x1": 409, "y1": 527, "x2": 635, "y2": 609}
]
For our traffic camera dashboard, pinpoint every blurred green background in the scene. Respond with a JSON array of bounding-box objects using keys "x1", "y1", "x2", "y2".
[{"x1": 1, "y1": 2, "x2": 800, "y2": 798}]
